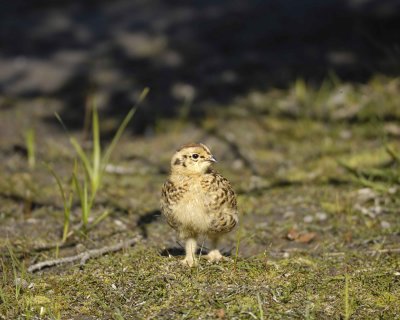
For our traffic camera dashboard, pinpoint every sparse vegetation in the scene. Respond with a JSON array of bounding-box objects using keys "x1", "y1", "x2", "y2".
[
  {"x1": 46, "y1": 163, "x2": 74, "y2": 242},
  {"x1": 339, "y1": 144, "x2": 400, "y2": 198},
  {"x1": 0, "y1": 78, "x2": 399, "y2": 319},
  {"x1": 53, "y1": 88, "x2": 149, "y2": 235},
  {"x1": 24, "y1": 128, "x2": 36, "y2": 170}
]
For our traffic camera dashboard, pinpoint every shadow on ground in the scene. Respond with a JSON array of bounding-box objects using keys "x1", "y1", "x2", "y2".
[
  {"x1": 137, "y1": 209, "x2": 162, "y2": 239},
  {"x1": 1, "y1": 0, "x2": 400, "y2": 132}
]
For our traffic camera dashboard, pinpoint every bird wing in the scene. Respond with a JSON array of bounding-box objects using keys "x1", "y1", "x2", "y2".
[
  {"x1": 160, "y1": 179, "x2": 184, "y2": 230},
  {"x1": 201, "y1": 171, "x2": 238, "y2": 233}
]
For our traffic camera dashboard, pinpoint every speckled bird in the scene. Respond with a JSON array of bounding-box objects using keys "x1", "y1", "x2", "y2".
[{"x1": 160, "y1": 143, "x2": 238, "y2": 267}]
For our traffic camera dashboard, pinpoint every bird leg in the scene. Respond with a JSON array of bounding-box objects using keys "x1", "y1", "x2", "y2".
[
  {"x1": 181, "y1": 238, "x2": 198, "y2": 267},
  {"x1": 204, "y1": 235, "x2": 223, "y2": 263}
]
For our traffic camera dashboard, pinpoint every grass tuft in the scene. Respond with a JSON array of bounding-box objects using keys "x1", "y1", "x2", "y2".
[
  {"x1": 46, "y1": 163, "x2": 74, "y2": 242},
  {"x1": 53, "y1": 88, "x2": 149, "y2": 235},
  {"x1": 24, "y1": 128, "x2": 36, "y2": 169}
]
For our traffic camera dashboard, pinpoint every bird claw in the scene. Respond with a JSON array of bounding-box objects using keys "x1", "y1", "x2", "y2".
[
  {"x1": 203, "y1": 250, "x2": 224, "y2": 263},
  {"x1": 181, "y1": 257, "x2": 198, "y2": 267}
]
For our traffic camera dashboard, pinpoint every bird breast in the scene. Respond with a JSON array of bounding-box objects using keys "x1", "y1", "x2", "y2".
[{"x1": 172, "y1": 182, "x2": 211, "y2": 233}]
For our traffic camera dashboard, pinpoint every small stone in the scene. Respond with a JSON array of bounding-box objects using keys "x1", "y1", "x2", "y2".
[
  {"x1": 171, "y1": 83, "x2": 196, "y2": 101},
  {"x1": 372, "y1": 205, "x2": 382, "y2": 215},
  {"x1": 357, "y1": 188, "x2": 377, "y2": 203},
  {"x1": 384, "y1": 123, "x2": 400, "y2": 137},
  {"x1": 315, "y1": 212, "x2": 328, "y2": 221},
  {"x1": 14, "y1": 278, "x2": 29, "y2": 289},
  {"x1": 283, "y1": 211, "x2": 295, "y2": 218},
  {"x1": 339, "y1": 130, "x2": 352, "y2": 140},
  {"x1": 388, "y1": 187, "x2": 398, "y2": 194},
  {"x1": 354, "y1": 204, "x2": 375, "y2": 218},
  {"x1": 303, "y1": 215, "x2": 314, "y2": 223},
  {"x1": 114, "y1": 219, "x2": 127, "y2": 229},
  {"x1": 232, "y1": 159, "x2": 244, "y2": 170},
  {"x1": 381, "y1": 221, "x2": 391, "y2": 229}
]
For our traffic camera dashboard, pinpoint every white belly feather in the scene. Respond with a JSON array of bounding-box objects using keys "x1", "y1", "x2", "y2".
[{"x1": 173, "y1": 184, "x2": 211, "y2": 233}]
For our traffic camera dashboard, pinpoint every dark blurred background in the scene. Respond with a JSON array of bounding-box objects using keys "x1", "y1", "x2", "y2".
[{"x1": 1, "y1": 0, "x2": 399, "y2": 133}]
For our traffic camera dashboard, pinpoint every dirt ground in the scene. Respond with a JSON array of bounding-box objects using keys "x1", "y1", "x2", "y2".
[{"x1": 0, "y1": 76, "x2": 400, "y2": 319}]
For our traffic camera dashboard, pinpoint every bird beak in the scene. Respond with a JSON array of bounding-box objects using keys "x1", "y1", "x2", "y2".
[{"x1": 208, "y1": 156, "x2": 217, "y2": 163}]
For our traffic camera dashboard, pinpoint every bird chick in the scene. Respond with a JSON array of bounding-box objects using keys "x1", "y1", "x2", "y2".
[{"x1": 161, "y1": 143, "x2": 238, "y2": 267}]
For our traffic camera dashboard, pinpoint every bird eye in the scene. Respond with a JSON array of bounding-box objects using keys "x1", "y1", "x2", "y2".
[{"x1": 192, "y1": 153, "x2": 199, "y2": 159}]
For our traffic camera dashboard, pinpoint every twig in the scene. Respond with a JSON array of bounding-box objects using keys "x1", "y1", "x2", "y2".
[
  {"x1": 385, "y1": 145, "x2": 400, "y2": 164},
  {"x1": 28, "y1": 235, "x2": 141, "y2": 273},
  {"x1": 324, "y1": 247, "x2": 400, "y2": 256},
  {"x1": 268, "y1": 247, "x2": 400, "y2": 258},
  {"x1": 2, "y1": 229, "x2": 129, "y2": 258},
  {"x1": 236, "y1": 178, "x2": 349, "y2": 195}
]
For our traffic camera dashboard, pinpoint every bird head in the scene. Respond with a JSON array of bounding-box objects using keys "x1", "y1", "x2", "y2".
[{"x1": 171, "y1": 143, "x2": 217, "y2": 174}]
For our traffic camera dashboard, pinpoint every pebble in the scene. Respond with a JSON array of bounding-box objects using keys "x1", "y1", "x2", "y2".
[
  {"x1": 315, "y1": 212, "x2": 328, "y2": 221},
  {"x1": 283, "y1": 211, "x2": 295, "y2": 218},
  {"x1": 381, "y1": 221, "x2": 391, "y2": 229},
  {"x1": 303, "y1": 215, "x2": 314, "y2": 223},
  {"x1": 14, "y1": 278, "x2": 29, "y2": 289},
  {"x1": 357, "y1": 188, "x2": 377, "y2": 203},
  {"x1": 232, "y1": 159, "x2": 244, "y2": 170},
  {"x1": 388, "y1": 187, "x2": 398, "y2": 194}
]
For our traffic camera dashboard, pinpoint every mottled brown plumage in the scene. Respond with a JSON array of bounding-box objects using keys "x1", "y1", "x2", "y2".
[{"x1": 160, "y1": 143, "x2": 238, "y2": 266}]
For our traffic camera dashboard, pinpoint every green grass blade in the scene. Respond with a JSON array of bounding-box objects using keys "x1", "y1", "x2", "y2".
[
  {"x1": 233, "y1": 235, "x2": 241, "y2": 272},
  {"x1": 45, "y1": 163, "x2": 67, "y2": 207},
  {"x1": 257, "y1": 293, "x2": 264, "y2": 320},
  {"x1": 55, "y1": 111, "x2": 90, "y2": 178},
  {"x1": 357, "y1": 177, "x2": 389, "y2": 193},
  {"x1": 25, "y1": 128, "x2": 35, "y2": 169},
  {"x1": 54, "y1": 112, "x2": 70, "y2": 135},
  {"x1": 101, "y1": 87, "x2": 149, "y2": 171},
  {"x1": 72, "y1": 172, "x2": 85, "y2": 224},
  {"x1": 45, "y1": 163, "x2": 72, "y2": 242},
  {"x1": 1, "y1": 258, "x2": 7, "y2": 283},
  {"x1": 101, "y1": 106, "x2": 136, "y2": 169},
  {"x1": 344, "y1": 274, "x2": 350, "y2": 320},
  {"x1": 72, "y1": 173, "x2": 82, "y2": 204},
  {"x1": 113, "y1": 309, "x2": 125, "y2": 320},
  {"x1": 62, "y1": 192, "x2": 74, "y2": 241},
  {"x1": 92, "y1": 105, "x2": 101, "y2": 193},
  {"x1": 385, "y1": 144, "x2": 400, "y2": 164},
  {"x1": 71, "y1": 137, "x2": 93, "y2": 180},
  {"x1": 82, "y1": 180, "x2": 89, "y2": 228},
  {"x1": 89, "y1": 210, "x2": 110, "y2": 231}
]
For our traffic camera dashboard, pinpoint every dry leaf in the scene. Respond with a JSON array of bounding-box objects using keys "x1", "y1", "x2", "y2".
[
  {"x1": 215, "y1": 308, "x2": 225, "y2": 319},
  {"x1": 287, "y1": 228, "x2": 299, "y2": 241},
  {"x1": 384, "y1": 123, "x2": 400, "y2": 137},
  {"x1": 296, "y1": 232, "x2": 317, "y2": 243},
  {"x1": 343, "y1": 231, "x2": 352, "y2": 244}
]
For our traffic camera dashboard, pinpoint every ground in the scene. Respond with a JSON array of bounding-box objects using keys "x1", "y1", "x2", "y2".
[{"x1": 0, "y1": 76, "x2": 400, "y2": 319}]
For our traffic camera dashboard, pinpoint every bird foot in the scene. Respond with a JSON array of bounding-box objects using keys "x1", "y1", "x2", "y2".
[
  {"x1": 204, "y1": 250, "x2": 224, "y2": 263},
  {"x1": 181, "y1": 256, "x2": 198, "y2": 267}
]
